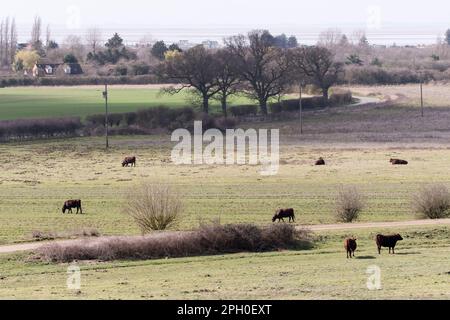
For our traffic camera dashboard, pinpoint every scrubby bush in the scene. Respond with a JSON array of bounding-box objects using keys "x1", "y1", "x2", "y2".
[
  {"x1": 335, "y1": 186, "x2": 365, "y2": 223},
  {"x1": 329, "y1": 90, "x2": 353, "y2": 105},
  {"x1": 413, "y1": 184, "x2": 450, "y2": 219},
  {"x1": 270, "y1": 97, "x2": 327, "y2": 114},
  {"x1": 0, "y1": 117, "x2": 82, "y2": 141},
  {"x1": 344, "y1": 66, "x2": 434, "y2": 85},
  {"x1": 123, "y1": 183, "x2": 184, "y2": 233},
  {"x1": 229, "y1": 105, "x2": 258, "y2": 117},
  {"x1": 36, "y1": 223, "x2": 313, "y2": 262}
]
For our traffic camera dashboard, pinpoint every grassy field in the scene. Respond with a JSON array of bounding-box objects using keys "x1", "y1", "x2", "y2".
[
  {"x1": 0, "y1": 86, "x2": 253, "y2": 120},
  {"x1": 1, "y1": 135, "x2": 450, "y2": 245},
  {"x1": 0, "y1": 226, "x2": 448, "y2": 299},
  {"x1": 1, "y1": 84, "x2": 450, "y2": 300}
]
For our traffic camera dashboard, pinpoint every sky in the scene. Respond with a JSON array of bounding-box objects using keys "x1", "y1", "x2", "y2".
[{"x1": 1, "y1": 0, "x2": 449, "y2": 44}]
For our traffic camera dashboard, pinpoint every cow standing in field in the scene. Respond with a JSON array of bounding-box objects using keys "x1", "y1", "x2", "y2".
[
  {"x1": 315, "y1": 157, "x2": 326, "y2": 166},
  {"x1": 272, "y1": 208, "x2": 296, "y2": 223},
  {"x1": 390, "y1": 159, "x2": 408, "y2": 165},
  {"x1": 122, "y1": 156, "x2": 136, "y2": 167},
  {"x1": 344, "y1": 238, "x2": 358, "y2": 259},
  {"x1": 62, "y1": 200, "x2": 83, "y2": 214},
  {"x1": 376, "y1": 234, "x2": 403, "y2": 254}
]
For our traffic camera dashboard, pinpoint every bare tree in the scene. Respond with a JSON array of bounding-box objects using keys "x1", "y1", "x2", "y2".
[
  {"x1": 159, "y1": 45, "x2": 220, "y2": 114},
  {"x1": 0, "y1": 19, "x2": 4, "y2": 66},
  {"x1": 226, "y1": 30, "x2": 290, "y2": 115},
  {"x1": 213, "y1": 48, "x2": 241, "y2": 117},
  {"x1": 290, "y1": 46, "x2": 344, "y2": 102},
  {"x1": 318, "y1": 28, "x2": 343, "y2": 48},
  {"x1": 31, "y1": 16, "x2": 42, "y2": 45},
  {"x1": 86, "y1": 27, "x2": 102, "y2": 54},
  {"x1": 10, "y1": 18, "x2": 17, "y2": 65},
  {"x1": 0, "y1": 17, "x2": 16, "y2": 67}
]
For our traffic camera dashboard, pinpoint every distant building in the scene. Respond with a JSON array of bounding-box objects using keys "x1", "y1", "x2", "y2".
[
  {"x1": 32, "y1": 59, "x2": 83, "y2": 77},
  {"x1": 202, "y1": 40, "x2": 220, "y2": 49},
  {"x1": 177, "y1": 40, "x2": 195, "y2": 50}
]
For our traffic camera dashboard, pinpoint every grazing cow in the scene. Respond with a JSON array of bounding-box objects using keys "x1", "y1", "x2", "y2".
[
  {"x1": 344, "y1": 238, "x2": 358, "y2": 259},
  {"x1": 272, "y1": 208, "x2": 295, "y2": 223},
  {"x1": 315, "y1": 157, "x2": 326, "y2": 166},
  {"x1": 122, "y1": 156, "x2": 136, "y2": 167},
  {"x1": 376, "y1": 234, "x2": 403, "y2": 254},
  {"x1": 390, "y1": 158, "x2": 408, "y2": 165},
  {"x1": 62, "y1": 200, "x2": 83, "y2": 214}
]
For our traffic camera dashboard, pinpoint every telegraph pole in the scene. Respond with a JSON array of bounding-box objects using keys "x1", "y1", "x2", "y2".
[
  {"x1": 420, "y1": 81, "x2": 424, "y2": 118},
  {"x1": 299, "y1": 81, "x2": 303, "y2": 135},
  {"x1": 103, "y1": 83, "x2": 109, "y2": 149}
]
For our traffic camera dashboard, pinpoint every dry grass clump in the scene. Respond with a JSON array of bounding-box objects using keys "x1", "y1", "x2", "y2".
[
  {"x1": 37, "y1": 224, "x2": 313, "y2": 263},
  {"x1": 335, "y1": 186, "x2": 365, "y2": 223},
  {"x1": 413, "y1": 184, "x2": 450, "y2": 219},
  {"x1": 123, "y1": 182, "x2": 184, "y2": 233},
  {"x1": 31, "y1": 228, "x2": 100, "y2": 242}
]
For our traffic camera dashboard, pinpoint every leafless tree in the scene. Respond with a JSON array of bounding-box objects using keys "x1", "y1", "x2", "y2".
[
  {"x1": 213, "y1": 48, "x2": 242, "y2": 117},
  {"x1": 0, "y1": 17, "x2": 16, "y2": 67},
  {"x1": 31, "y1": 16, "x2": 42, "y2": 45},
  {"x1": 318, "y1": 28, "x2": 343, "y2": 48},
  {"x1": 86, "y1": 27, "x2": 102, "y2": 54},
  {"x1": 226, "y1": 30, "x2": 291, "y2": 115},
  {"x1": 290, "y1": 46, "x2": 344, "y2": 102},
  {"x1": 159, "y1": 45, "x2": 220, "y2": 114}
]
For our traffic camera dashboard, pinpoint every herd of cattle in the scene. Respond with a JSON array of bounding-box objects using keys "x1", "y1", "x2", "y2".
[
  {"x1": 273, "y1": 208, "x2": 405, "y2": 258},
  {"x1": 61, "y1": 155, "x2": 408, "y2": 259},
  {"x1": 314, "y1": 157, "x2": 409, "y2": 166}
]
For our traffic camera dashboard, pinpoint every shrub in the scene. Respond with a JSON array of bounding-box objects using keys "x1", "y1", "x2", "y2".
[
  {"x1": 329, "y1": 90, "x2": 353, "y2": 105},
  {"x1": 0, "y1": 117, "x2": 82, "y2": 141},
  {"x1": 270, "y1": 97, "x2": 326, "y2": 114},
  {"x1": 123, "y1": 183, "x2": 184, "y2": 233},
  {"x1": 413, "y1": 184, "x2": 450, "y2": 219},
  {"x1": 335, "y1": 186, "x2": 365, "y2": 223},
  {"x1": 36, "y1": 224, "x2": 313, "y2": 262},
  {"x1": 229, "y1": 105, "x2": 258, "y2": 117}
]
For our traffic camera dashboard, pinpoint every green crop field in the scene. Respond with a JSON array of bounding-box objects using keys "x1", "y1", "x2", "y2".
[{"x1": 0, "y1": 86, "x2": 253, "y2": 120}]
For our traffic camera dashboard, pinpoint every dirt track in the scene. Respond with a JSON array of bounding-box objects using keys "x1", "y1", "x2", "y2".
[{"x1": 1, "y1": 219, "x2": 449, "y2": 255}]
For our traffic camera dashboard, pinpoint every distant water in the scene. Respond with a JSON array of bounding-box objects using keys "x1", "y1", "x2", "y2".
[{"x1": 16, "y1": 24, "x2": 446, "y2": 46}]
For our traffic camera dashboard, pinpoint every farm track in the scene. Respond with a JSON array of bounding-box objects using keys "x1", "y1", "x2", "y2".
[{"x1": 1, "y1": 218, "x2": 449, "y2": 255}]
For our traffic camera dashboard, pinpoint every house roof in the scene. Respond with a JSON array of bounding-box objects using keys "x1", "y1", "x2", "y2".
[{"x1": 36, "y1": 58, "x2": 62, "y2": 66}]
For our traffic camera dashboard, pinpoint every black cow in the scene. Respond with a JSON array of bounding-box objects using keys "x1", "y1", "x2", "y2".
[
  {"x1": 62, "y1": 200, "x2": 83, "y2": 214},
  {"x1": 122, "y1": 156, "x2": 136, "y2": 167},
  {"x1": 390, "y1": 159, "x2": 408, "y2": 165},
  {"x1": 272, "y1": 208, "x2": 295, "y2": 223},
  {"x1": 315, "y1": 157, "x2": 326, "y2": 166},
  {"x1": 376, "y1": 234, "x2": 403, "y2": 254},
  {"x1": 345, "y1": 238, "x2": 358, "y2": 259}
]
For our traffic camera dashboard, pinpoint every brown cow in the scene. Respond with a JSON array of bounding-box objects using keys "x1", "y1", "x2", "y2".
[
  {"x1": 272, "y1": 208, "x2": 295, "y2": 223},
  {"x1": 315, "y1": 157, "x2": 326, "y2": 166},
  {"x1": 376, "y1": 234, "x2": 403, "y2": 254},
  {"x1": 344, "y1": 238, "x2": 357, "y2": 259},
  {"x1": 122, "y1": 156, "x2": 136, "y2": 167},
  {"x1": 390, "y1": 159, "x2": 408, "y2": 165},
  {"x1": 62, "y1": 200, "x2": 83, "y2": 214}
]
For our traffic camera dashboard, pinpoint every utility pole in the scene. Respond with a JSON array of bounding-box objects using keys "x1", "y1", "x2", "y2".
[
  {"x1": 420, "y1": 81, "x2": 424, "y2": 118},
  {"x1": 299, "y1": 81, "x2": 303, "y2": 135},
  {"x1": 103, "y1": 83, "x2": 109, "y2": 149}
]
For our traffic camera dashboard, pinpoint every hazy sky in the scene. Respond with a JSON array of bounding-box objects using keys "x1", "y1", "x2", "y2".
[
  {"x1": 2, "y1": 0, "x2": 448, "y2": 45},
  {"x1": 2, "y1": 0, "x2": 449, "y2": 28}
]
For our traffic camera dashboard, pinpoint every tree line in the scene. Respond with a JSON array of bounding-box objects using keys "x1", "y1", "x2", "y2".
[{"x1": 158, "y1": 30, "x2": 343, "y2": 115}]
